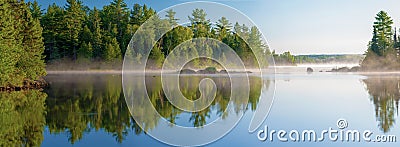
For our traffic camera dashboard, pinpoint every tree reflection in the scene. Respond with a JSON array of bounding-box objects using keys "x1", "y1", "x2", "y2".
[
  {"x1": 0, "y1": 90, "x2": 47, "y2": 146},
  {"x1": 44, "y1": 74, "x2": 132, "y2": 144},
  {"x1": 0, "y1": 74, "x2": 268, "y2": 145},
  {"x1": 363, "y1": 76, "x2": 400, "y2": 132}
]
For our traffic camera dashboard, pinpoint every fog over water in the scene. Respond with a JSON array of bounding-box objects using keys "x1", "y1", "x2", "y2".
[{"x1": 274, "y1": 63, "x2": 360, "y2": 73}]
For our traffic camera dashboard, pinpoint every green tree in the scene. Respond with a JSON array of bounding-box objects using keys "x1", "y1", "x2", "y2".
[
  {"x1": 0, "y1": 0, "x2": 46, "y2": 86},
  {"x1": 129, "y1": 3, "x2": 155, "y2": 31},
  {"x1": 165, "y1": 9, "x2": 178, "y2": 26},
  {"x1": 78, "y1": 42, "x2": 93, "y2": 59},
  {"x1": 29, "y1": 0, "x2": 42, "y2": 20},
  {"x1": 103, "y1": 37, "x2": 121, "y2": 61},
  {"x1": 393, "y1": 28, "x2": 400, "y2": 57},
  {"x1": 130, "y1": 4, "x2": 144, "y2": 26},
  {"x1": 148, "y1": 44, "x2": 164, "y2": 68},
  {"x1": 373, "y1": 11, "x2": 394, "y2": 56},
  {"x1": 0, "y1": 91, "x2": 47, "y2": 146},
  {"x1": 216, "y1": 17, "x2": 232, "y2": 40},
  {"x1": 162, "y1": 26, "x2": 193, "y2": 56},
  {"x1": 18, "y1": 1, "x2": 47, "y2": 81},
  {"x1": 88, "y1": 7, "x2": 103, "y2": 59},
  {"x1": 362, "y1": 11, "x2": 398, "y2": 70},
  {"x1": 234, "y1": 22, "x2": 241, "y2": 34},
  {"x1": 102, "y1": 0, "x2": 130, "y2": 55},
  {"x1": 363, "y1": 77, "x2": 399, "y2": 132},
  {"x1": 0, "y1": 0, "x2": 22, "y2": 86},
  {"x1": 374, "y1": 11, "x2": 393, "y2": 41},
  {"x1": 247, "y1": 26, "x2": 267, "y2": 66},
  {"x1": 370, "y1": 26, "x2": 380, "y2": 55},
  {"x1": 65, "y1": 0, "x2": 86, "y2": 59},
  {"x1": 189, "y1": 8, "x2": 210, "y2": 38},
  {"x1": 42, "y1": 4, "x2": 65, "y2": 60}
]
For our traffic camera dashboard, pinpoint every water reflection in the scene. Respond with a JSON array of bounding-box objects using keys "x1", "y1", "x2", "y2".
[
  {"x1": 0, "y1": 90, "x2": 47, "y2": 146},
  {"x1": 43, "y1": 74, "x2": 266, "y2": 144},
  {"x1": 3, "y1": 74, "x2": 398, "y2": 146},
  {"x1": 363, "y1": 76, "x2": 400, "y2": 133},
  {"x1": 44, "y1": 74, "x2": 133, "y2": 143}
]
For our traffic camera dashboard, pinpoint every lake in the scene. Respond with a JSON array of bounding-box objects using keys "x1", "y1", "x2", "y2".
[{"x1": 1, "y1": 68, "x2": 399, "y2": 146}]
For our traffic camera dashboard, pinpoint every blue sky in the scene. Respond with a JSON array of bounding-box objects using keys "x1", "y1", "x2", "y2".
[{"x1": 31, "y1": 0, "x2": 400, "y2": 55}]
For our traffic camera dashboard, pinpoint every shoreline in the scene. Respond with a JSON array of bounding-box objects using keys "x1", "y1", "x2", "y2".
[
  {"x1": 46, "y1": 69, "x2": 400, "y2": 75},
  {"x1": 0, "y1": 79, "x2": 48, "y2": 92}
]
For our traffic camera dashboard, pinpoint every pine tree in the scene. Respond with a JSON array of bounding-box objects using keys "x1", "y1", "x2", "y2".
[
  {"x1": 149, "y1": 44, "x2": 164, "y2": 68},
  {"x1": 102, "y1": 0, "x2": 129, "y2": 55},
  {"x1": 0, "y1": 0, "x2": 46, "y2": 86},
  {"x1": 234, "y1": 22, "x2": 241, "y2": 34},
  {"x1": 394, "y1": 27, "x2": 400, "y2": 54},
  {"x1": 143, "y1": 4, "x2": 155, "y2": 21},
  {"x1": 78, "y1": 42, "x2": 93, "y2": 59},
  {"x1": 80, "y1": 25, "x2": 92, "y2": 47},
  {"x1": 166, "y1": 9, "x2": 178, "y2": 26},
  {"x1": 188, "y1": 42, "x2": 199, "y2": 67},
  {"x1": 129, "y1": 3, "x2": 155, "y2": 30},
  {"x1": 29, "y1": 0, "x2": 42, "y2": 20},
  {"x1": 216, "y1": 17, "x2": 232, "y2": 40},
  {"x1": 42, "y1": 4, "x2": 65, "y2": 60},
  {"x1": 88, "y1": 7, "x2": 103, "y2": 59},
  {"x1": 370, "y1": 26, "x2": 380, "y2": 55},
  {"x1": 0, "y1": 0, "x2": 22, "y2": 86},
  {"x1": 162, "y1": 26, "x2": 193, "y2": 57},
  {"x1": 189, "y1": 9, "x2": 210, "y2": 38},
  {"x1": 130, "y1": 4, "x2": 144, "y2": 26},
  {"x1": 362, "y1": 11, "x2": 397, "y2": 69},
  {"x1": 374, "y1": 11, "x2": 393, "y2": 41},
  {"x1": 373, "y1": 11, "x2": 394, "y2": 56},
  {"x1": 103, "y1": 37, "x2": 121, "y2": 61},
  {"x1": 18, "y1": 1, "x2": 46, "y2": 81},
  {"x1": 248, "y1": 26, "x2": 265, "y2": 65},
  {"x1": 65, "y1": 0, "x2": 86, "y2": 59}
]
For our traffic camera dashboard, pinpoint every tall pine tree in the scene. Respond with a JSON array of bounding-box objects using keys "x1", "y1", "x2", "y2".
[
  {"x1": 65, "y1": 0, "x2": 85, "y2": 59},
  {"x1": 42, "y1": 4, "x2": 65, "y2": 60},
  {"x1": 0, "y1": 0, "x2": 22, "y2": 86},
  {"x1": 18, "y1": 1, "x2": 46, "y2": 81},
  {"x1": 0, "y1": 0, "x2": 46, "y2": 86}
]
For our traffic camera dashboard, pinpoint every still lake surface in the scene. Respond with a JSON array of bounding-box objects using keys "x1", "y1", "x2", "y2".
[{"x1": 1, "y1": 66, "x2": 400, "y2": 146}]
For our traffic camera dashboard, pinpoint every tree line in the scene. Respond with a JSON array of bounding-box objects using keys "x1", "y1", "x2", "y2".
[
  {"x1": 362, "y1": 11, "x2": 400, "y2": 70},
  {"x1": 272, "y1": 50, "x2": 363, "y2": 65},
  {"x1": 0, "y1": 0, "x2": 46, "y2": 87},
  {"x1": 37, "y1": 0, "x2": 268, "y2": 68},
  {"x1": 0, "y1": 0, "x2": 269, "y2": 86}
]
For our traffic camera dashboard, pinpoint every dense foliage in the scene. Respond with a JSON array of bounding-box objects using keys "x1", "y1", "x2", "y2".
[
  {"x1": 0, "y1": 90, "x2": 47, "y2": 146},
  {"x1": 272, "y1": 50, "x2": 363, "y2": 65},
  {"x1": 1, "y1": 0, "x2": 269, "y2": 85},
  {"x1": 0, "y1": 0, "x2": 46, "y2": 87},
  {"x1": 362, "y1": 11, "x2": 400, "y2": 70},
  {"x1": 272, "y1": 51, "x2": 296, "y2": 65},
  {"x1": 36, "y1": 0, "x2": 268, "y2": 69}
]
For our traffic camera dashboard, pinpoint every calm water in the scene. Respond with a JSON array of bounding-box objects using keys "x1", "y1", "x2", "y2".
[{"x1": 1, "y1": 71, "x2": 400, "y2": 146}]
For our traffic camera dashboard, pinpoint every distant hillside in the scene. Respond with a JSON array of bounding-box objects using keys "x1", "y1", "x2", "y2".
[
  {"x1": 295, "y1": 54, "x2": 365, "y2": 64},
  {"x1": 272, "y1": 51, "x2": 365, "y2": 66}
]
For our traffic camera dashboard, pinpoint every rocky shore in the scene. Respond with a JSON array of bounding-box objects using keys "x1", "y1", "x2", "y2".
[{"x1": 0, "y1": 78, "x2": 48, "y2": 92}]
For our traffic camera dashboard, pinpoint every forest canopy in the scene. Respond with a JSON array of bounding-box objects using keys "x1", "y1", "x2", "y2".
[
  {"x1": 37, "y1": 0, "x2": 269, "y2": 69},
  {"x1": 0, "y1": 0, "x2": 270, "y2": 86},
  {"x1": 0, "y1": 0, "x2": 46, "y2": 87},
  {"x1": 361, "y1": 10, "x2": 400, "y2": 70}
]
